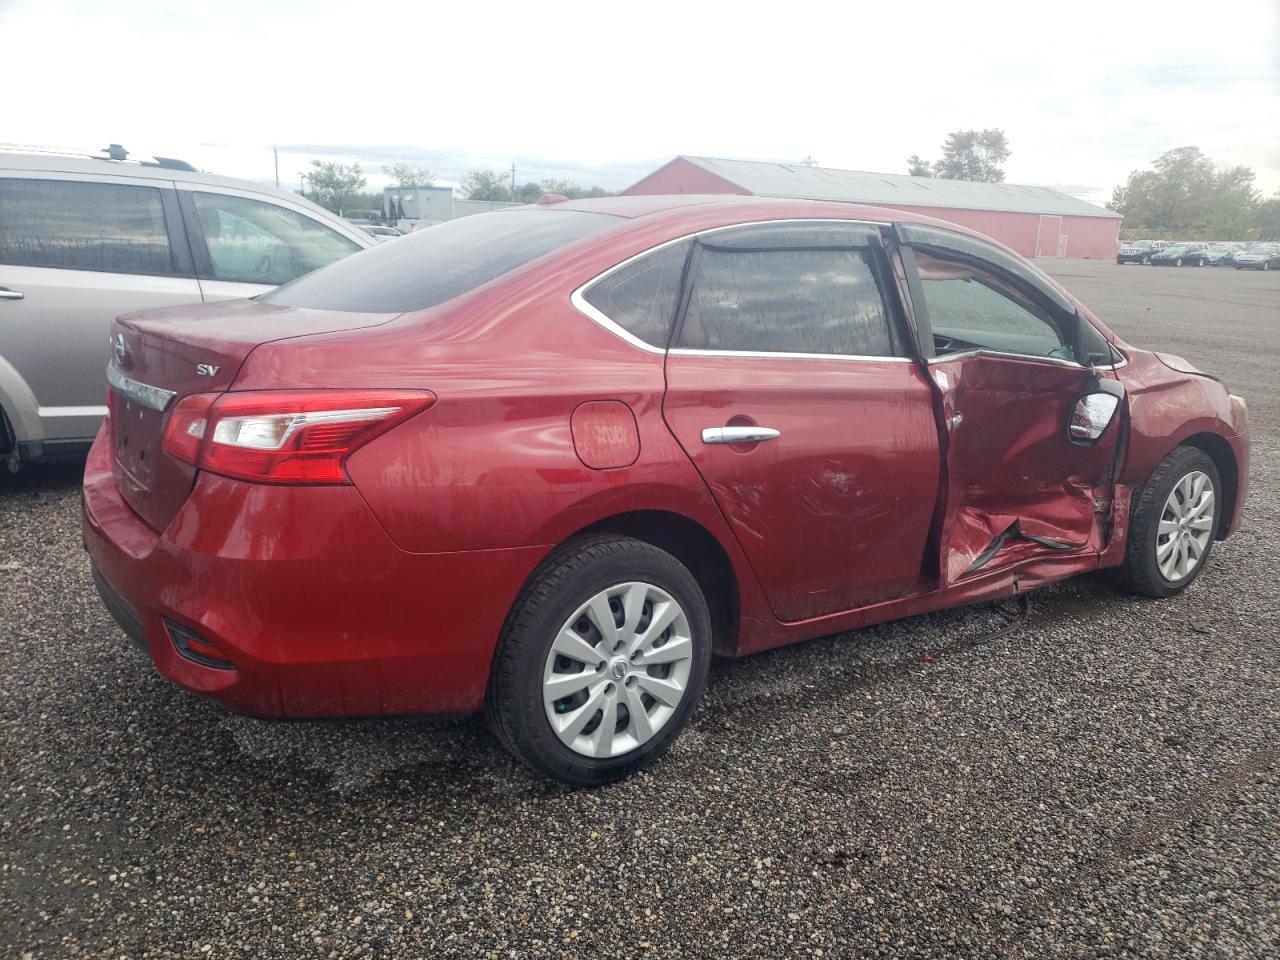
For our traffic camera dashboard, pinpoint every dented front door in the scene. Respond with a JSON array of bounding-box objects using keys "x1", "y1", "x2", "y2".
[
  {"x1": 893, "y1": 228, "x2": 1124, "y2": 585},
  {"x1": 929, "y1": 354, "x2": 1121, "y2": 584}
]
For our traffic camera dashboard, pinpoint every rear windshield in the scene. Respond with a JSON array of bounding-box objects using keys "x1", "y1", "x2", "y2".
[{"x1": 262, "y1": 208, "x2": 616, "y2": 312}]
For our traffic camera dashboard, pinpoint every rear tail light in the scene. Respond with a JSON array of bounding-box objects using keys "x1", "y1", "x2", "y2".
[{"x1": 162, "y1": 390, "x2": 435, "y2": 484}]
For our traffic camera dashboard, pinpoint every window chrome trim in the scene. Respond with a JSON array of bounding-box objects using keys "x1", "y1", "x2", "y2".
[
  {"x1": 926, "y1": 349, "x2": 1084, "y2": 369},
  {"x1": 669, "y1": 348, "x2": 912, "y2": 364},
  {"x1": 570, "y1": 217, "x2": 893, "y2": 359},
  {"x1": 927, "y1": 347, "x2": 1128, "y2": 374},
  {"x1": 106, "y1": 363, "x2": 176, "y2": 412}
]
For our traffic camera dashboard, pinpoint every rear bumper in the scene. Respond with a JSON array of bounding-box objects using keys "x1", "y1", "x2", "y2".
[{"x1": 81, "y1": 427, "x2": 548, "y2": 718}]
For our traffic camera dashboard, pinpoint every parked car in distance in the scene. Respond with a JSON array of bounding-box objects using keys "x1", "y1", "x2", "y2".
[
  {"x1": 0, "y1": 147, "x2": 372, "y2": 467},
  {"x1": 1203, "y1": 242, "x2": 1244, "y2": 266},
  {"x1": 359, "y1": 224, "x2": 405, "y2": 242},
  {"x1": 82, "y1": 196, "x2": 1250, "y2": 785},
  {"x1": 1116, "y1": 240, "x2": 1159, "y2": 264},
  {"x1": 1233, "y1": 242, "x2": 1280, "y2": 270},
  {"x1": 1150, "y1": 242, "x2": 1210, "y2": 266}
]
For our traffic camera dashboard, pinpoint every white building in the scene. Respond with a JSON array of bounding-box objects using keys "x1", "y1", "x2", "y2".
[{"x1": 383, "y1": 185, "x2": 522, "y2": 226}]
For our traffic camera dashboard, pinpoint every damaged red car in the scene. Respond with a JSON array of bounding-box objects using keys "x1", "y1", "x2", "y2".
[{"x1": 83, "y1": 196, "x2": 1250, "y2": 784}]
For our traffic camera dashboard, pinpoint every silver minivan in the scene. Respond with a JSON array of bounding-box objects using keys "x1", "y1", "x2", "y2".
[{"x1": 0, "y1": 148, "x2": 372, "y2": 466}]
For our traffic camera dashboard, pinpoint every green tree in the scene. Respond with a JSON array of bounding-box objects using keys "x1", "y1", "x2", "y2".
[
  {"x1": 906, "y1": 154, "x2": 934, "y2": 177},
  {"x1": 388, "y1": 163, "x2": 435, "y2": 187},
  {"x1": 1109, "y1": 147, "x2": 1262, "y2": 237},
  {"x1": 1257, "y1": 194, "x2": 1280, "y2": 240},
  {"x1": 933, "y1": 129, "x2": 1010, "y2": 182},
  {"x1": 461, "y1": 169, "x2": 512, "y2": 201},
  {"x1": 304, "y1": 160, "x2": 366, "y2": 213},
  {"x1": 538, "y1": 179, "x2": 616, "y2": 200},
  {"x1": 514, "y1": 181, "x2": 544, "y2": 203}
]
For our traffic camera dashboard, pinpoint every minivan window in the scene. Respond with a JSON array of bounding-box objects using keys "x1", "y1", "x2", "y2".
[
  {"x1": 0, "y1": 178, "x2": 177, "y2": 275},
  {"x1": 264, "y1": 209, "x2": 617, "y2": 312},
  {"x1": 190, "y1": 192, "x2": 361, "y2": 286},
  {"x1": 582, "y1": 241, "x2": 690, "y2": 346},
  {"x1": 676, "y1": 247, "x2": 895, "y2": 356}
]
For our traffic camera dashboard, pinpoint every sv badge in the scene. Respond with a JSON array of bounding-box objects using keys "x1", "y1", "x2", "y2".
[{"x1": 196, "y1": 363, "x2": 221, "y2": 377}]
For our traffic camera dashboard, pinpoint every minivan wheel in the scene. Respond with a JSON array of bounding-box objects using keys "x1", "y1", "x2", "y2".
[
  {"x1": 485, "y1": 534, "x2": 712, "y2": 785},
  {"x1": 1111, "y1": 446, "x2": 1220, "y2": 599}
]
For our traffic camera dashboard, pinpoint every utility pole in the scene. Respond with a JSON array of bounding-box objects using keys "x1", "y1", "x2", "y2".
[
  {"x1": 273, "y1": 147, "x2": 280, "y2": 187},
  {"x1": 510, "y1": 162, "x2": 516, "y2": 201}
]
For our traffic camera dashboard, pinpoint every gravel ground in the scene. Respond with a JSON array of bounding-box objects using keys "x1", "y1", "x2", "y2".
[{"x1": 1, "y1": 260, "x2": 1276, "y2": 959}]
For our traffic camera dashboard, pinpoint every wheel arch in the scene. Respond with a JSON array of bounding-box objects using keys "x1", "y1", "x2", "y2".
[
  {"x1": 1179, "y1": 432, "x2": 1239, "y2": 541},
  {"x1": 575, "y1": 510, "x2": 741, "y2": 657}
]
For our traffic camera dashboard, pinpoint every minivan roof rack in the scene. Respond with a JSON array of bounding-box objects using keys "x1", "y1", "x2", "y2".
[{"x1": 0, "y1": 142, "x2": 197, "y2": 172}]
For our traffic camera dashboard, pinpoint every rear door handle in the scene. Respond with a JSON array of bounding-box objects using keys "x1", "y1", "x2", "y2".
[
  {"x1": 701, "y1": 426, "x2": 781, "y2": 445},
  {"x1": 0, "y1": 287, "x2": 24, "y2": 301}
]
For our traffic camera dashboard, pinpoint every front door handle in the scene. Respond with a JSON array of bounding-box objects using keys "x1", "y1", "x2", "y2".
[
  {"x1": 701, "y1": 426, "x2": 781, "y2": 445},
  {"x1": 0, "y1": 287, "x2": 24, "y2": 301}
]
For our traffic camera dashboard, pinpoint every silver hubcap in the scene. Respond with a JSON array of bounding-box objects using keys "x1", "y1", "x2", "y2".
[
  {"x1": 1156, "y1": 470, "x2": 1214, "y2": 582},
  {"x1": 543, "y1": 581, "x2": 693, "y2": 759}
]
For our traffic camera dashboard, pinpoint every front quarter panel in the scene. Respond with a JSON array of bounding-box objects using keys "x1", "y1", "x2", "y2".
[{"x1": 1118, "y1": 350, "x2": 1249, "y2": 536}]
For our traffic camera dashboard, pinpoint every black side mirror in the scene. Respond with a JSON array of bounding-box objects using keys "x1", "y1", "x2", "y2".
[{"x1": 1069, "y1": 377, "x2": 1125, "y2": 445}]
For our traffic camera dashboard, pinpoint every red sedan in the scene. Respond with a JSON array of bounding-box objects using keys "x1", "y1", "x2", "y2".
[{"x1": 83, "y1": 196, "x2": 1250, "y2": 784}]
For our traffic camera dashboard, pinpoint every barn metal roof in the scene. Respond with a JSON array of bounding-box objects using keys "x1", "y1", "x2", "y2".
[{"x1": 679, "y1": 155, "x2": 1121, "y2": 220}]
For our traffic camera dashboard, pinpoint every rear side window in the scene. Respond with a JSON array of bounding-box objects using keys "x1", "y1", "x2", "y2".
[
  {"x1": 190, "y1": 192, "x2": 361, "y2": 286},
  {"x1": 677, "y1": 247, "x2": 895, "y2": 356},
  {"x1": 581, "y1": 241, "x2": 690, "y2": 346},
  {"x1": 264, "y1": 209, "x2": 617, "y2": 312},
  {"x1": 0, "y1": 178, "x2": 177, "y2": 275}
]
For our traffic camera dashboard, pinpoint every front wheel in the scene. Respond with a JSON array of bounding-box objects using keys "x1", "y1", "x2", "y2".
[
  {"x1": 485, "y1": 535, "x2": 712, "y2": 785},
  {"x1": 1111, "y1": 446, "x2": 1220, "y2": 598}
]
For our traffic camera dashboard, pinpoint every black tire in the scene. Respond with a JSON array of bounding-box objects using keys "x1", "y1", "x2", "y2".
[
  {"x1": 1175, "y1": 257, "x2": 1183, "y2": 266},
  {"x1": 1111, "y1": 446, "x2": 1221, "y2": 599},
  {"x1": 485, "y1": 534, "x2": 712, "y2": 785},
  {"x1": 1142, "y1": 256, "x2": 1151, "y2": 264},
  {"x1": 1197, "y1": 258, "x2": 1205, "y2": 267}
]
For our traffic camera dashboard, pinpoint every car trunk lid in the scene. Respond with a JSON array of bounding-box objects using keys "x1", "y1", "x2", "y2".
[{"x1": 107, "y1": 298, "x2": 396, "y2": 531}]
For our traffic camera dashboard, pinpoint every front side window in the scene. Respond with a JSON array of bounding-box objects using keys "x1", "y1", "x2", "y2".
[
  {"x1": 913, "y1": 251, "x2": 1071, "y2": 361},
  {"x1": 581, "y1": 241, "x2": 690, "y2": 346},
  {"x1": 190, "y1": 192, "x2": 361, "y2": 286},
  {"x1": 0, "y1": 177, "x2": 176, "y2": 275},
  {"x1": 676, "y1": 246, "x2": 895, "y2": 357}
]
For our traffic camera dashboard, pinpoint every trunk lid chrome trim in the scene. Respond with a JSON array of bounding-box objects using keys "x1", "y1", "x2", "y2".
[{"x1": 106, "y1": 364, "x2": 177, "y2": 413}]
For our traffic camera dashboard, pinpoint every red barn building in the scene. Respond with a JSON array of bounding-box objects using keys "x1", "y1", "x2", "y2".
[{"x1": 623, "y1": 156, "x2": 1122, "y2": 259}]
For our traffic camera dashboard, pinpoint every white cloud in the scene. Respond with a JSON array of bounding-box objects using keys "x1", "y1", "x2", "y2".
[{"x1": 1, "y1": 0, "x2": 1276, "y2": 200}]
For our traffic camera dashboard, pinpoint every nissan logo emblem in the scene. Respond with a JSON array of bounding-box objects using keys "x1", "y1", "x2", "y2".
[{"x1": 112, "y1": 333, "x2": 130, "y2": 368}]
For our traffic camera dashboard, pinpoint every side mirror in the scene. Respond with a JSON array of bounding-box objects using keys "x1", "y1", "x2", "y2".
[{"x1": 1069, "y1": 378, "x2": 1124, "y2": 445}]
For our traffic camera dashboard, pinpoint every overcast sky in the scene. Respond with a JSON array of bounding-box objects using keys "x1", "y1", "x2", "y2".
[{"x1": 2, "y1": 0, "x2": 1276, "y2": 205}]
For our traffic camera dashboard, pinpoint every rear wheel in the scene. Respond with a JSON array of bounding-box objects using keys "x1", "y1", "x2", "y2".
[
  {"x1": 485, "y1": 535, "x2": 712, "y2": 785},
  {"x1": 1112, "y1": 446, "x2": 1220, "y2": 598}
]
